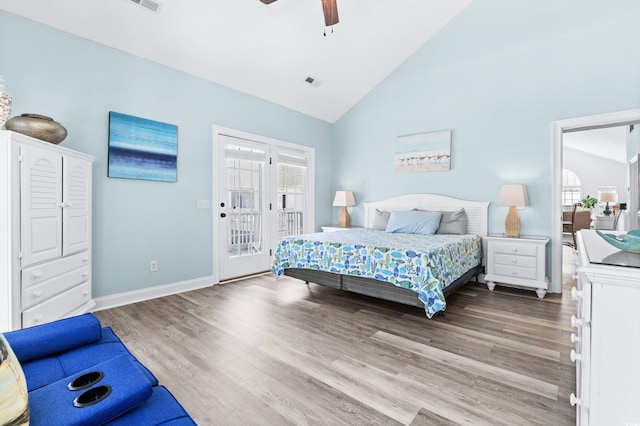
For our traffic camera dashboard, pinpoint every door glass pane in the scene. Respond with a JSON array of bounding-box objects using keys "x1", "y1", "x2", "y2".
[
  {"x1": 225, "y1": 144, "x2": 265, "y2": 258},
  {"x1": 277, "y1": 163, "x2": 305, "y2": 240}
]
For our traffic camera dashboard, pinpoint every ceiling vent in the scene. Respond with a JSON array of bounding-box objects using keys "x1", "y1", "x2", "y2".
[
  {"x1": 124, "y1": 0, "x2": 163, "y2": 15},
  {"x1": 304, "y1": 75, "x2": 322, "y2": 88}
]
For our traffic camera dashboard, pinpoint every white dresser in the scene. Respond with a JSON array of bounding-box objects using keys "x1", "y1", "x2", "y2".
[
  {"x1": 483, "y1": 235, "x2": 549, "y2": 298},
  {"x1": 0, "y1": 130, "x2": 95, "y2": 331},
  {"x1": 571, "y1": 230, "x2": 640, "y2": 425}
]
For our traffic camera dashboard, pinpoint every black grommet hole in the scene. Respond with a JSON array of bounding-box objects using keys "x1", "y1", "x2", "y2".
[
  {"x1": 68, "y1": 371, "x2": 104, "y2": 391},
  {"x1": 73, "y1": 385, "x2": 112, "y2": 408}
]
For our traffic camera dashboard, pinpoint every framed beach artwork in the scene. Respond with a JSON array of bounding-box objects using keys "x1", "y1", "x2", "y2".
[
  {"x1": 108, "y1": 111, "x2": 178, "y2": 182},
  {"x1": 395, "y1": 130, "x2": 451, "y2": 173}
]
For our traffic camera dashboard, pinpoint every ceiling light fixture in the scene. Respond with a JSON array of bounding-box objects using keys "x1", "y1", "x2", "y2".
[{"x1": 259, "y1": 0, "x2": 339, "y2": 36}]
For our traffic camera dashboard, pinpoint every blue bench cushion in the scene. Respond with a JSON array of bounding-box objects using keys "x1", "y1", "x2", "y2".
[
  {"x1": 106, "y1": 386, "x2": 196, "y2": 425},
  {"x1": 20, "y1": 327, "x2": 158, "y2": 392},
  {"x1": 29, "y1": 354, "x2": 153, "y2": 426},
  {"x1": 4, "y1": 313, "x2": 102, "y2": 363}
]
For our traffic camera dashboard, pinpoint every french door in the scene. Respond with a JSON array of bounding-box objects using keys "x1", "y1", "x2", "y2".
[{"x1": 215, "y1": 129, "x2": 314, "y2": 281}]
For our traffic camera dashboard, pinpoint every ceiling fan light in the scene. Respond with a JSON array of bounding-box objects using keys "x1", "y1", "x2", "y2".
[{"x1": 321, "y1": 0, "x2": 339, "y2": 26}]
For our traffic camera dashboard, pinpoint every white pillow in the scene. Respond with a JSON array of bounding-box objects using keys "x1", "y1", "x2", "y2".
[{"x1": 385, "y1": 210, "x2": 442, "y2": 235}]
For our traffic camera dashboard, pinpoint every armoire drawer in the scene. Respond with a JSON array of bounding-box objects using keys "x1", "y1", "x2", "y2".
[
  {"x1": 22, "y1": 282, "x2": 92, "y2": 328},
  {"x1": 22, "y1": 251, "x2": 91, "y2": 288},
  {"x1": 21, "y1": 265, "x2": 90, "y2": 310}
]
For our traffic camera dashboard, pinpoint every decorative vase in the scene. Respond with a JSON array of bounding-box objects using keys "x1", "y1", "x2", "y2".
[
  {"x1": 5, "y1": 113, "x2": 67, "y2": 144},
  {"x1": 0, "y1": 75, "x2": 11, "y2": 129}
]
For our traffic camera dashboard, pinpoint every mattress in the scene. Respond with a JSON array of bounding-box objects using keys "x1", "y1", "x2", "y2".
[{"x1": 272, "y1": 229, "x2": 482, "y2": 317}]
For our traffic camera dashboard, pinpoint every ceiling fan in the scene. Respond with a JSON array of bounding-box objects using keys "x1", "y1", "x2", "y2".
[{"x1": 259, "y1": 0, "x2": 339, "y2": 28}]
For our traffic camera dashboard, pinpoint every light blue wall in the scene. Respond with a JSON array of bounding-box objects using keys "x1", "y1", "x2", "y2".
[
  {"x1": 0, "y1": 11, "x2": 333, "y2": 298},
  {"x1": 333, "y1": 0, "x2": 640, "y2": 281}
]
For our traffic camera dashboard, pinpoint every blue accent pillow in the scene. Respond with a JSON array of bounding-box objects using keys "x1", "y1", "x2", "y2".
[{"x1": 385, "y1": 210, "x2": 442, "y2": 235}]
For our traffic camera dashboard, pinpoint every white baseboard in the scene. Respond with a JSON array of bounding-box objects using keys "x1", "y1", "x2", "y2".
[{"x1": 93, "y1": 276, "x2": 215, "y2": 312}]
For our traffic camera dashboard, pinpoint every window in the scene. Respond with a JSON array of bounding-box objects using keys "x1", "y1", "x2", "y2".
[
  {"x1": 276, "y1": 153, "x2": 308, "y2": 240},
  {"x1": 562, "y1": 169, "x2": 581, "y2": 206}
]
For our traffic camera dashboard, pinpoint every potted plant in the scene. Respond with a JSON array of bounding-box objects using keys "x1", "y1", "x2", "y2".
[
  {"x1": 580, "y1": 195, "x2": 598, "y2": 209},
  {"x1": 580, "y1": 195, "x2": 598, "y2": 219}
]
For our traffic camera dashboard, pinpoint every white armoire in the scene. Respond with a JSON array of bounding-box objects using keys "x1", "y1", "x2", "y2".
[{"x1": 0, "y1": 130, "x2": 95, "y2": 331}]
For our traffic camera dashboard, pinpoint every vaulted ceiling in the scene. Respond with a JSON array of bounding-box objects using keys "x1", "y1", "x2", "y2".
[{"x1": 0, "y1": 0, "x2": 471, "y2": 122}]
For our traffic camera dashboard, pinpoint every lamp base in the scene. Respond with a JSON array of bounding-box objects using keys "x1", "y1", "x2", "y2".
[
  {"x1": 338, "y1": 206, "x2": 350, "y2": 228},
  {"x1": 504, "y1": 206, "x2": 521, "y2": 238},
  {"x1": 603, "y1": 202, "x2": 612, "y2": 216}
]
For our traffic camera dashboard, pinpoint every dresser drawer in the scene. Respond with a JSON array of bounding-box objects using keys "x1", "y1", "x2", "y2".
[
  {"x1": 21, "y1": 265, "x2": 90, "y2": 310},
  {"x1": 492, "y1": 242, "x2": 537, "y2": 257},
  {"x1": 22, "y1": 251, "x2": 91, "y2": 288},
  {"x1": 494, "y1": 264, "x2": 537, "y2": 280},
  {"x1": 22, "y1": 282, "x2": 92, "y2": 328},
  {"x1": 494, "y1": 253, "x2": 537, "y2": 268}
]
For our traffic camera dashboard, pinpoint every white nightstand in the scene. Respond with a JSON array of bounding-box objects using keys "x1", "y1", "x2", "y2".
[
  {"x1": 321, "y1": 225, "x2": 361, "y2": 232},
  {"x1": 483, "y1": 235, "x2": 549, "y2": 298}
]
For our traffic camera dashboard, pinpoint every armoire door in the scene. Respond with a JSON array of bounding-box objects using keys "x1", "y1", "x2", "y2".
[
  {"x1": 62, "y1": 155, "x2": 92, "y2": 256},
  {"x1": 20, "y1": 144, "x2": 63, "y2": 267}
]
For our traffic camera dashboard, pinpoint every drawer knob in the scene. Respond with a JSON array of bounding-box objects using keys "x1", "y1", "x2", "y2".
[
  {"x1": 512, "y1": 248, "x2": 518, "y2": 253},
  {"x1": 83, "y1": 271, "x2": 89, "y2": 277},
  {"x1": 82, "y1": 256, "x2": 89, "y2": 262},
  {"x1": 32, "y1": 291, "x2": 42, "y2": 299},
  {"x1": 570, "y1": 333, "x2": 580, "y2": 344},
  {"x1": 570, "y1": 393, "x2": 581, "y2": 407},
  {"x1": 33, "y1": 272, "x2": 42, "y2": 279},
  {"x1": 511, "y1": 270, "x2": 518, "y2": 275},
  {"x1": 571, "y1": 315, "x2": 582, "y2": 328},
  {"x1": 571, "y1": 287, "x2": 583, "y2": 300},
  {"x1": 33, "y1": 315, "x2": 42, "y2": 324},
  {"x1": 570, "y1": 349, "x2": 581, "y2": 363},
  {"x1": 511, "y1": 259, "x2": 518, "y2": 264}
]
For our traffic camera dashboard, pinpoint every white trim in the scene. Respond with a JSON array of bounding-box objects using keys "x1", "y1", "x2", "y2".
[
  {"x1": 92, "y1": 276, "x2": 214, "y2": 312},
  {"x1": 551, "y1": 108, "x2": 640, "y2": 294}
]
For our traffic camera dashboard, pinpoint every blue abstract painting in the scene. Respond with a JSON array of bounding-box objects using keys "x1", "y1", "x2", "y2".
[{"x1": 108, "y1": 111, "x2": 178, "y2": 182}]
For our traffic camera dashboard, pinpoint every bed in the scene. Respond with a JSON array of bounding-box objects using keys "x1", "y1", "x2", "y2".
[{"x1": 272, "y1": 194, "x2": 490, "y2": 317}]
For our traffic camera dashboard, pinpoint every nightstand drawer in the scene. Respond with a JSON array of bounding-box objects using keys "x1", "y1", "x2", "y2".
[
  {"x1": 494, "y1": 253, "x2": 537, "y2": 268},
  {"x1": 493, "y1": 242, "x2": 537, "y2": 257},
  {"x1": 494, "y1": 264, "x2": 537, "y2": 280}
]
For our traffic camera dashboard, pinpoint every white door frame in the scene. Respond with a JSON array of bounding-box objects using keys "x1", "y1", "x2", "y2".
[
  {"x1": 551, "y1": 108, "x2": 640, "y2": 293},
  {"x1": 212, "y1": 125, "x2": 315, "y2": 284}
]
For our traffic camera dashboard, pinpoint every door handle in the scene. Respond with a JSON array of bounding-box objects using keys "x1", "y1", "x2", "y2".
[{"x1": 220, "y1": 213, "x2": 227, "y2": 218}]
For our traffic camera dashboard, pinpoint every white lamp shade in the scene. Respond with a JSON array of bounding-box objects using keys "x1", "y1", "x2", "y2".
[
  {"x1": 333, "y1": 191, "x2": 356, "y2": 207},
  {"x1": 599, "y1": 192, "x2": 618, "y2": 203},
  {"x1": 497, "y1": 184, "x2": 529, "y2": 208}
]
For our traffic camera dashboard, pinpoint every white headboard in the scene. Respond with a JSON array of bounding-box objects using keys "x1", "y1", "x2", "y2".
[{"x1": 363, "y1": 194, "x2": 490, "y2": 236}]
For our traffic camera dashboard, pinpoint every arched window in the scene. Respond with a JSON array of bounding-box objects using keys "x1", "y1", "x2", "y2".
[{"x1": 562, "y1": 169, "x2": 581, "y2": 206}]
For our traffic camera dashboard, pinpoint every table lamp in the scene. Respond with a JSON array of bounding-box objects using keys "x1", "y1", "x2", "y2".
[
  {"x1": 333, "y1": 190, "x2": 356, "y2": 227},
  {"x1": 600, "y1": 191, "x2": 617, "y2": 216},
  {"x1": 497, "y1": 184, "x2": 529, "y2": 238}
]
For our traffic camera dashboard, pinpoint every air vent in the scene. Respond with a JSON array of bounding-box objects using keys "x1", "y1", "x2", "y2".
[
  {"x1": 304, "y1": 75, "x2": 322, "y2": 88},
  {"x1": 124, "y1": 0, "x2": 163, "y2": 15}
]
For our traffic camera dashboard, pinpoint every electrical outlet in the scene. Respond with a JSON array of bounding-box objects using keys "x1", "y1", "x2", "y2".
[
  {"x1": 196, "y1": 199, "x2": 210, "y2": 209},
  {"x1": 150, "y1": 260, "x2": 158, "y2": 272}
]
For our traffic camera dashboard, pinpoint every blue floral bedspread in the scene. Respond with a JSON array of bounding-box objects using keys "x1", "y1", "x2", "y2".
[{"x1": 271, "y1": 229, "x2": 482, "y2": 318}]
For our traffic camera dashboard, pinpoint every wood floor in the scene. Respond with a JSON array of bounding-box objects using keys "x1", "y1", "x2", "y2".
[{"x1": 95, "y1": 261, "x2": 577, "y2": 425}]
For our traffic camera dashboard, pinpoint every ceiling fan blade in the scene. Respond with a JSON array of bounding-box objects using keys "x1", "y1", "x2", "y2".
[
  {"x1": 321, "y1": 0, "x2": 339, "y2": 26},
  {"x1": 259, "y1": 0, "x2": 278, "y2": 4}
]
